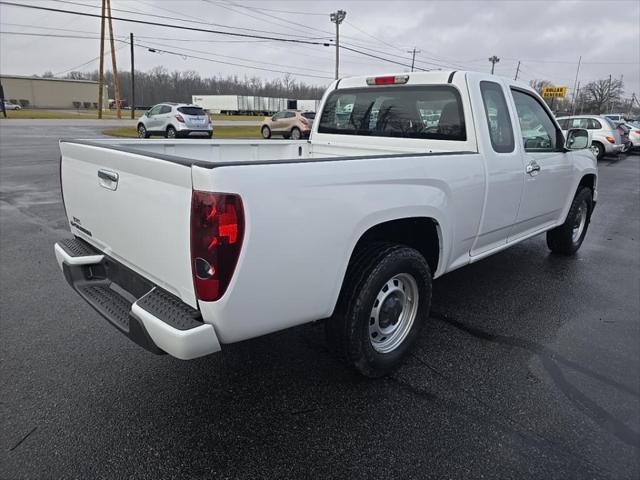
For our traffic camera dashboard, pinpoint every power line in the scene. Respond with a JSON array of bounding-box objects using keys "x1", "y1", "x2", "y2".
[
  {"x1": 339, "y1": 45, "x2": 429, "y2": 72},
  {"x1": 343, "y1": 20, "x2": 405, "y2": 53},
  {"x1": 54, "y1": 42, "x2": 127, "y2": 76},
  {"x1": 134, "y1": 41, "x2": 333, "y2": 80},
  {"x1": 49, "y1": 0, "x2": 326, "y2": 40},
  {"x1": 0, "y1": 1, "x2": 332, "y2": 46}
]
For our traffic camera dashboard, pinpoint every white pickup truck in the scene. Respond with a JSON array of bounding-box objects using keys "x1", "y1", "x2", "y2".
[{"x1": 55, "y1": 71, "x2": 597, "y2": 377}]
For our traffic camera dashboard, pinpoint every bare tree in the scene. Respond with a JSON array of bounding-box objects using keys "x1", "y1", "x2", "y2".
[{"x1": 583, "y1": 78, "x2": 623, "y2": 114}]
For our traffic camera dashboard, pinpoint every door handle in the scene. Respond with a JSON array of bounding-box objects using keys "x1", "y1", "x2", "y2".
[
  {"x1": 98, "y1": 169, "x2": 119, "y2": 190},
  {"x1": 526, "y1": 161, "x2": 541, "y2": 176}
]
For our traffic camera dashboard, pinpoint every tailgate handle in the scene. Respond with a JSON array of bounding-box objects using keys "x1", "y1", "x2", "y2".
[{"x1": 98, "y1": 169, "x2": 119, "y2": 190}]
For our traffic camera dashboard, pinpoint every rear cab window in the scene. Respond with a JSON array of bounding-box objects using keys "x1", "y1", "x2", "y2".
[{"x1": 318, "y1": 86, "x2": 466, "y2": 141}]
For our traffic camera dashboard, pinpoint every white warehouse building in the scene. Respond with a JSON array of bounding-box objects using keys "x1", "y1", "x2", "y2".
[{"x1": 192, "y1": 94, "x2": 321, "y2": 115}]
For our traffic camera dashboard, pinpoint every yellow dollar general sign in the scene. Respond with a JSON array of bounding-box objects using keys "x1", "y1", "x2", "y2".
[{"x1": 542, "y1": 86, "x2": 567, "y2": 98}]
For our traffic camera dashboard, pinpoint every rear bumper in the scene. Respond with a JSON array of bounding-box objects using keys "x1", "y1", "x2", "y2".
[{"x1": 54, "y1": 238, "x2": 221, "y2": 360}]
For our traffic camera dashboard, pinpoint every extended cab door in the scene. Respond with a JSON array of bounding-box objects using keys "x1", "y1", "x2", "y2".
[
  {"x1": 467, "y1": 74, "x2": 524, "y2": 256},
  {"x1": 507, "y1": 88, "x2": 573, "y2": 240}
]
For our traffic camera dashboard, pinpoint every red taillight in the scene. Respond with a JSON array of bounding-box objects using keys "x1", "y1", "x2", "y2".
[
  {"x1": 606, "y1": 136, "x2": 615, "y2": 144},
  {"x1": 190, "y1": 191, "x2": 244, "y2": 302},
  {"x1": 635, "y1": 130, "x2": 640, "y2": 134},
  {"x1": 366, "y1": 75, "x2": 409, "y2": 86},
  {"x1": 176, "y1": 114, "x2": 185, "y2": 123}
]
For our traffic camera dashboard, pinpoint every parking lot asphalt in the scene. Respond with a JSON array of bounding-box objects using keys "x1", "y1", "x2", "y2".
[{"x1": 1, "y1": 124, "x2": 638, "y2": 479}]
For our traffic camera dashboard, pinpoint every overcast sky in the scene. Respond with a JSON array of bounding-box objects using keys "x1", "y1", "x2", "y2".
[{"x1": 1, "y1": 0, "x2": 639, "y2": 97}]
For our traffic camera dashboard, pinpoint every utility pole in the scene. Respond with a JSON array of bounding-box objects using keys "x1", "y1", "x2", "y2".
[
  {"x1": 329, "y1": 10, "x2": 346, "y2": 80},
  {"x1": 514, "y1": 61, "x2": 520, "y2": 81},
  {"x1": 106, "y1": 0, "x2": 121, "y2": 119},
  {"x1": 97, "y1": 0, "x2": 106, "y2": 119},
  {"x1": 570, "y1": 55, "x2": 581, "y2": 116},
  {"x1": 572, "y1": 81, "x2": 581, "y2": 116},
  {"x1": 607, "y1": 74, "x2": 612, "y2": 113},
  {"x1": 488, "y1": 55, "x2": 500, "y2": 74},
  {"x1": 407, "y1": 47, "x2": 421, "y2": 72},
  {"x1": 130, "y1": 32, "x2": 135, "y2": 119}
]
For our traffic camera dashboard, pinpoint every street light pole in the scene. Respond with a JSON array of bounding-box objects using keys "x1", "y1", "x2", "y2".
[
  {"x1": 489, "y1": 55, "x2": 500, "y2": 74},
  {"x1": 330, "y1": 10, "x2": 346, "y2": 80}
]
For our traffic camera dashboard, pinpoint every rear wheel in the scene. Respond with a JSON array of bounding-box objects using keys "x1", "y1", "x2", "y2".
[
  {"x1": 261, "y1": 126, "x2": 271, "y2": 139},
  {"x1": 166, "y1": 126, "x2": 177, "y2": 139},
  {"x1": 137, "y1": 124, "x2": 149, "y2": 138},
  {"x1": 590, "y1": 142, "x2": 605, "y2": 160},
  {"x1": 546, "y1": 187, "x2": 593, "y2": 255},
  {"x1": 326, "y1": 243, "x2": 432, "y2": 377},
  {"x1": 291, "y1": 127, "x2": 302, "y2": 140}
]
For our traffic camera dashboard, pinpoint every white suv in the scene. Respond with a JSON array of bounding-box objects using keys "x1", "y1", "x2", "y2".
[{"x1": 137, "y1": 103, "x2": 212, "y2": 139}]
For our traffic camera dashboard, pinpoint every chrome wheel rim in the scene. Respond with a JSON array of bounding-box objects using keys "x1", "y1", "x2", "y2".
[
  {"x1": 262, "y1": 127, "x2": 269, "y2": 138},
  {"x1": 572, "y1": 201, "x2": 588, "y2": 243},
  {"x1": 369, "y1": 273, "x2": 419, "y2": 354},
  {"x1": 291, "y1": 129, "x2": 301, "y2": 140},
  {"x1": 138, "y1": 126, "x2": 146, "y2": 138},
  {"x1": 167, "y1": 129, "x2": 176, "y2": 138},
  {"x1": 589, "y1": 144, "x2": 600, "y2": 157}
]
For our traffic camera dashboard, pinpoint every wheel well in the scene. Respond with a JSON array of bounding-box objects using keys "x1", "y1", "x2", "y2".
[
  {"x1": 351, "y1": 217, "x2": 440, "y2": 274},
  {"x1": 579, "y1": 173, "x2": 596, "y2": 192}
]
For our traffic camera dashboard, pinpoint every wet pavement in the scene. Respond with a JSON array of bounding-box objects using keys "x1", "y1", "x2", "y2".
[{"x1": 1, "y1": 124, "x2": 638, "y2": 479}]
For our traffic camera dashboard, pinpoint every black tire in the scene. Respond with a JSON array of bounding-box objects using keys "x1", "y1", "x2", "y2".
[
  {"x1": 206, "y1": 132, "x2": 213, "y2": 139},
  {"x1": 590, "y1": 142, "x2": 605, "y2": 160},
  {"x1": 137, "y1": 124, "x2": 149, "y2": 138},
  {"x1": 261, "y1": 126, "x2": 271, "y2": 139},
  {"x1": 546, "y1": 187, "x2": 593, "y2": 255},
  {"x1": 166, "y1": 126, "x2": 177, "y2": 139},
  {"x1": 282, "y1": 133, "x2": 291, "y2": 139},
  {"x1": 326, "y1": 243, "x2": 432, "y2": 377},
  {"x1": 291, "y1": 127, "x2": 302, "y2": 140}
]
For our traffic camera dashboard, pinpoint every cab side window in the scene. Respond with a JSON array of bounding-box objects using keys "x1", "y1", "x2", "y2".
[
  {"x1": 480, "y1": 81, "x2": 514, "y2": 153},
  {"x1": 511, "y1": 89, "x2": 559, "y2": 152}
]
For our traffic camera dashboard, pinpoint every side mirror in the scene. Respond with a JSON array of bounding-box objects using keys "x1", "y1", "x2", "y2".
[{"x1": 565, "y1": 128, "x2": 590, "y2": 150}]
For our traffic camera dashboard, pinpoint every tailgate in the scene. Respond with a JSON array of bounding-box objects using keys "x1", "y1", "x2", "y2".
[{"x1": 60, "y1": 141, "x2": 197, "y2": 308}]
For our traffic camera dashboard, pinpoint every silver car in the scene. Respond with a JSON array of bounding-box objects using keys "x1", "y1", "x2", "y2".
[
  {"x1": 556, "y1": 115, "x2": 624, "y2": 160},
  {"x1": 3, "y1": 101, "x2": 21, "y2": 111},
  {"x1": 137, "y1": 103, "x2": 212, "y2": 139}
]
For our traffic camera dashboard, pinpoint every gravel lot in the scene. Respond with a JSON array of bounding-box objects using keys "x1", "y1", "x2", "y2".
[{"x1": 1, "y1": 123, "x2": 638, "y2": 479}]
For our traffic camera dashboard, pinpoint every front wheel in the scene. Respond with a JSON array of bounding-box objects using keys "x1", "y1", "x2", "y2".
[
  {"x1": 261, "y1": 126, "x2": 271, "y2": 139},
  {"x1": 547, "y1": 187, "x2": 593, "y2": 255},
  {"x1": 137, "y1": 124, "x2": 149, "y2": 138},
  {"x1": 325, "y1": 243, "x2": 432, "y2": 377}
]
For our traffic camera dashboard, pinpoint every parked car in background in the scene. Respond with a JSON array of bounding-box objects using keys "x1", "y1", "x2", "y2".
[
  {"x1": 557, "y1": 115, "x2": 624, "y2": 160},
  {"x1": 624, "y1": 123, "x2": 640, "y2": 151},
  {"x1": 3, "y1": 101, "x2": 21, "y2": 110},
  {"x1": 137, "y1": 103, "x2": 212, "y2": 139},
  {"x1": 604, "y1": 114, "x2": 625, "y2": 123},
  {"x1": 261, "y1": 110, "x2": 314, "y2": 139},
  {"x1": 615, "y1": 122, "x2": 632, "y2": 152}
]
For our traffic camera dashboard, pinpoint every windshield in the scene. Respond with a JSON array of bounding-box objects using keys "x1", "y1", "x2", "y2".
[
  {"x1": 318, "y1": 86, "x2": 466, "y2": 140},
  {"x1": 178, "y1": 106, "x2": 206, "y2": 116},
  {"x1": 302, "y1": 112, "x2": 316, "y2": 120}
]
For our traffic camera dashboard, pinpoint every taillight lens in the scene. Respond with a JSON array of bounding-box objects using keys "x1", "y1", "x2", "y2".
[
  {"x1": 606, "y1": 136, "x2": 615, "y2": 144},
  {"x1": 176, "y1": 114, "x2": 185, "y2": 123},
  {"x1": 190, "y1": 191, "x2": 244, "y2": 302},
  {"x1": 366, "y1": 75, "x2": 409, "y2": 85},
  {"x1": 635, "y1": 130, "x2": 640, "y2": 134}
]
